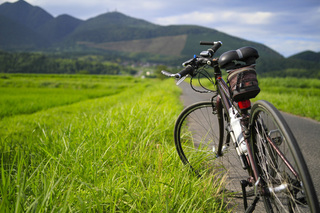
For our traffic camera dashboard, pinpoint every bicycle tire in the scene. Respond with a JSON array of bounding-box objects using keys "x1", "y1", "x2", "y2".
[
  {"x1": 250, "y1": 100, "x2": 320, "y2": 212},
  {"x1": 174, "y1": 101, "x2": 250, "y2": 195}
]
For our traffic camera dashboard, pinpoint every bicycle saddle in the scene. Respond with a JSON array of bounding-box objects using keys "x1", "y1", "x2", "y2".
[{"x1": 218, "y1": 47, "x2": 259, "y2": 70}]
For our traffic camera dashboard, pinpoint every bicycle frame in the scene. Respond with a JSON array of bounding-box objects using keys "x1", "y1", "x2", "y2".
[
  {"x1": 210, "y1": 58, "x2": 299, "y2": 190},
  {"x1": 216, "y1": 78, "x2": 260, "y2": 182},
  {"x1": 210, "y1": 59, "x2": 259, "y2": 182}
]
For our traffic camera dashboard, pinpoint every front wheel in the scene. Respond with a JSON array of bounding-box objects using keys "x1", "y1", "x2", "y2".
[
  {"x1": 174, "y1": 101, "x2": 221, "y2": 176},
  {"x1": 250, "y1": 100, "x2": 319, "y2": 212},
  {"x1": 174, "y1": 101, "x2": 250, "y2": 195}
]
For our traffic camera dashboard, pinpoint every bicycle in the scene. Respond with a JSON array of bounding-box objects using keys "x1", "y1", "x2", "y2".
[{"x1": 161, "y1": 41, "x2": 320, "y2": 212}]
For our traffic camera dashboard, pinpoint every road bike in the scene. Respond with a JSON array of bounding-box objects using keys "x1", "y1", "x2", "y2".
[{"x1": 161, "y1": 41, "x2": 320, "y2": 212}]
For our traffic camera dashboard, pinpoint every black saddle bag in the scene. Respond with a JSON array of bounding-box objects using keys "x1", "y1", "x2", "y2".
[{"x1": 227, "y1": 65, "x2": 260, "y2": 102}]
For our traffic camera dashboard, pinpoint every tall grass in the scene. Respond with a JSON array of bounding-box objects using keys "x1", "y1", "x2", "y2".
[
  {"x1": 0, "y1": 75, "x2": 229, "y2": 212},
  {"x1": 253, "y1": 77, "x2": 320, "y2": 121}
]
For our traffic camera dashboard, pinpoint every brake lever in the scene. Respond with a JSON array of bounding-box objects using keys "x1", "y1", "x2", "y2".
[{"x1": 200, "y1": 51, "x2": 211, "y2": 57}]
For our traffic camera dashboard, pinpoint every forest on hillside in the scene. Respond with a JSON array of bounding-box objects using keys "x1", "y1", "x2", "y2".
[
  {"x1": 1, "y1": 51, "x2": 319, "y2": 79},
  {"x1": 0, "y1": 51, "x2": 137, "y2": 75}
]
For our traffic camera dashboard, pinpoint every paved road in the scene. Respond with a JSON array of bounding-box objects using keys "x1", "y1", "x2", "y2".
[{"x1": 178, "y1": 82, "x2": 320, "y2": 207}]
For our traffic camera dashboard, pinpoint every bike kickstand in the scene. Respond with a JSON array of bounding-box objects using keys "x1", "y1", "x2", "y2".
[
  {"x1": 241, "y1": 180, "x2": 249, "y2": 210},
  {"x1": 245, "y1": 196, "x2": 260, "y2": 213},
  {"x1": 241, "y1": 179, "x2": 260, "y2": 213}
]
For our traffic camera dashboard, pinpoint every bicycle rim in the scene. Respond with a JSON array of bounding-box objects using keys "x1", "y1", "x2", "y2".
[
  {"x1": 250, "y1": 100, "x2": 319, "y2": 212},
  {"x1": 174, "y1": 101, "x2": 249, "y2": 195}
]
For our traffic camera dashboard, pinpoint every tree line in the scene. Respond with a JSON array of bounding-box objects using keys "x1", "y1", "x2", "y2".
[
  {"x1": 0, "y1": 51, "x2": 318, "y2": 79},
  {"x1": 256, "y1": 57, "x2": 320, "y2": 79},
  {"x1": 0, "y1": 51, "x2": 137, "y2": 75}
]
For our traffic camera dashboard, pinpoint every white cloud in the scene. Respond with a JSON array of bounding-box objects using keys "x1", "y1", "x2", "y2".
[
  {"x1": 154, "y1": 11, "x2": 216, "y2": 26},
  {"x1": 154, "y1": 11, "x2": 274, "y2": 26},
  {"x1": 137, "y1": 1, "x2": 166, "y2": 11},
  {"x1": 267, "y1": 38, "x2": 320, "y2": 57},
  {"x1": 28, "y1": 0, "x2": 103, "y2": 7},
  {"x1": 239, "y1": 12, "x2": 273, "y2": 25},
  {"x1": 154, "y1": 8, "x2": 320, "y2": 57}
]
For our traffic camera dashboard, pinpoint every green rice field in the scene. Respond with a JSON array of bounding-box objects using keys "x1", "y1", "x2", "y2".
[
  {"x1": 253, "y1": 77, "x2": 320, "y2": 121},
  {"x1": 1, "y1": 73, "x2": 319, "y2": 212},
  {"x1": 0, "y1": 74, "x2": 229, "y2": 212}
]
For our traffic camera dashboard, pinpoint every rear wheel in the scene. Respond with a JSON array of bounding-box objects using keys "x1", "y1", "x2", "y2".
[
  {"x1": 250, "y1": 100, "x2": 319, "y2": 212},
  {"x1": 174, "y1": 101, "x2": 250, "y2": 195}
]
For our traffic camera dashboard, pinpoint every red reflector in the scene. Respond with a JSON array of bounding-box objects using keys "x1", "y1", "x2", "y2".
[{"x1": 238, "y1": 100, "x2": 251, "y2": 109}]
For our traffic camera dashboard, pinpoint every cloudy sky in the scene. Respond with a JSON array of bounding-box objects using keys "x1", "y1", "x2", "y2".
[{"x1": 1, "y1": 0, "x2": 320, "y2": 57}]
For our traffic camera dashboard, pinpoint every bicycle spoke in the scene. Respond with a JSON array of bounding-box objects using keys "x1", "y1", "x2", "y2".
[
  {"x1": 175, "y1": 101, "x2": 251, "y2": 200},
  {"x1": 250, "y1": 100, "x2": 317, "y2": 212}
]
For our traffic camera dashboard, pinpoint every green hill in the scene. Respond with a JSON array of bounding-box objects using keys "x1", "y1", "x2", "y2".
[
  {"x1": 64, "y1": 12, "x2": 160, "y2": 43},
  {"x1": 289, "y1": 51, "x2": 320, "y2": 63},
  {"x1": 0, "y1": 0, "x2": 319, "y2": 77},
  {"x1": 66, "y1": 12, "x2": 283, "y2": 61},
  {"x1": 38, "y1": 14, "x2": 83, "y2": 43},
  {"x1": 0, "y1": 0, "x2": 53, "y2": 30},
  {"x1": 0, "y1": 0, "x2": 283, "y2": 61},
  {"x1": 0, "y1": 15, "x2": 47, "y2": 50}
]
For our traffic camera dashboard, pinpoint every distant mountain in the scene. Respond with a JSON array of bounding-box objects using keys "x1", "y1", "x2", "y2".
[
  {"x1": 0, "y1": 0, "x2": 318, "y2": 77},
  {"x1": 289, "y1": 51, "x2": 320, "y2": 63},
  {"x1": 65, "y1": 12, "x2": 159, "y2": 43},
  {"x1": 0, "y1": 15, "x2": 47, "y2": 49},
  {"x1": 0, "y1": 0, "x2": 53, "y2": 30},
  {"x1": 79, "y1": 11, "x2": 158, "y2": 30},
  {"x1": 0, "y1": 0, "x2": 283, "y2": 59},
  {"x1": 63, "y1": 11, "x2": 284, "y2": 63},
  {"x1": 38, "y1": 14, "x2": 83, "y2": 43}
]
